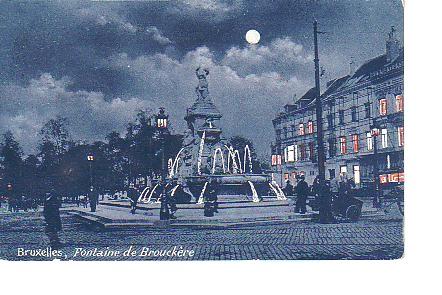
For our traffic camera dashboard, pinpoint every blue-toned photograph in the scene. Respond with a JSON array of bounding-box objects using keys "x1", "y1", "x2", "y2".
[{"x1": 0, "y1": 0, "x2": 403, "y2": 261}]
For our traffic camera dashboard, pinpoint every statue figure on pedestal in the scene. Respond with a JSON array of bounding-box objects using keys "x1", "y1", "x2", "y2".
[{"x1": 195, "y1": 67, "x2": 210, "y2": 102}]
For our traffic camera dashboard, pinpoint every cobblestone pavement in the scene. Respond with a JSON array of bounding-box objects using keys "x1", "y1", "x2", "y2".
[{"x1": 0, "y1": 208, "x2": 403, "y2": 261}]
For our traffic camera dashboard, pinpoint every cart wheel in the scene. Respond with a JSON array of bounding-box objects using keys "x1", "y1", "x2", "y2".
[{"x1": 346, "y1": 205, "x2": 361, "y2": 221}]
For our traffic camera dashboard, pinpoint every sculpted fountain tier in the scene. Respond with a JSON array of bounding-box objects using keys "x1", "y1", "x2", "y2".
[{"x1": 140, "y1": 67, "x2": 286, "y2": 203}]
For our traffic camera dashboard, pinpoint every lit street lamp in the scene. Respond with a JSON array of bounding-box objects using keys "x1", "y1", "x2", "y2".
[{"x1": 156, "y1": 107, "x2": 170, "y2": 220}]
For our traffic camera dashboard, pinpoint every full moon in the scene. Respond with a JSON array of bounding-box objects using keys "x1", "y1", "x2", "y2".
[{"x1": 245, "y1": 29, "x2": 260, "y2": 45}]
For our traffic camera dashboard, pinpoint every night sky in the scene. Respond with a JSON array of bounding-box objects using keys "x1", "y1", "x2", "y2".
[{"x1": 0, "y1": 0, "x2": 403, "y2": 157}]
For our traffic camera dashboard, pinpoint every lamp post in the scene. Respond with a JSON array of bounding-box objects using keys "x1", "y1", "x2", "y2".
[
  {"x1": 370, "y1": 124, "x2": 382, "y2": 207},
  {"x1": 156, "y1": 107, "x2": 170, "y2": 220},
  {"x1": 87, "y1": 153, "x2": 94, "y2": 189},
  {"x1": 312, "y1": 20, "x2": 332, "y2": 223}
]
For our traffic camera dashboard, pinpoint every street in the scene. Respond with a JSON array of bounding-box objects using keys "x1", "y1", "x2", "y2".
[{"x1": 0, "y1": 207, "x2": 403, "y2": 261}]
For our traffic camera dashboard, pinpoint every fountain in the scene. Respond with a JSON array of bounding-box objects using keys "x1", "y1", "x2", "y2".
[{"x1": 161, "y1": 67, "x2": 286, "y2": 203}]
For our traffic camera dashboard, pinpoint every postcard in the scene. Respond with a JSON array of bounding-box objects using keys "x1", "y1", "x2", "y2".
[{"x1": 0, "y1": 0, "x2": 404, "y2": 261}]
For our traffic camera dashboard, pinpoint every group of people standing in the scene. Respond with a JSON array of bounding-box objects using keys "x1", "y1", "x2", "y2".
[{"x1": 283, "y1": 173, "x2": 356, "y2": 214}]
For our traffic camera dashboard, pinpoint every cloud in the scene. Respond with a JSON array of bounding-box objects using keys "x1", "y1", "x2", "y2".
[
  {"x1": 0, "y1": 73, "x2": 150, "y2": 154},
  {"x1": 222, "y1": 37, "x2": 313, "y2": 78},
  {"x1": 77, "y1": 7, "x2": 171, "y2": 44}
]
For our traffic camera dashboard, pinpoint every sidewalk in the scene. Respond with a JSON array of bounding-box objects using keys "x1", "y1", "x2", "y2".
[{"x1": 68, "y1": 196, "x2": 393, "y2": 229}]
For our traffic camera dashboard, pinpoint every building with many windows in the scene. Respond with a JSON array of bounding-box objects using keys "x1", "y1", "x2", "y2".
[{"x1": 271, "y1": 27, "x2": 404, "y2": 187}]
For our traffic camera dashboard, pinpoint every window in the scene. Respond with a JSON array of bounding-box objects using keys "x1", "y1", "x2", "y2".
[
  {"x1": 298, "y1": 123, "x2": 305, "y2": 136},
  {"x1": 271, "y1": 155, "x2": 281, "y2": 166},
  {"x1": 396, "y1": 95, "x2": 404, "y2": 112},
  {"x1": 381, "y1": 128, "x2": 388, "y2": 148},
  {"x1": 283, "y1": 127, "x2": 288, "y2": 138},
  {"x1": 364, "y1": 102, "x2": 371, "y2": 118},
  {"x1": 353, "y1": 165, "x2": 361, "y2": 184},
  {"x1": 328, "y1": 138, "x2": 336, "y2": 158},
  {"x1": 287, "y1": 145, "x2": 295, "y2": 162},
  {"x1": 327, "y1": 114, "x2": 334, "y2": 129},
  {"x1": 339, "y1": 110, "x2": 345, "y2": 125},
  {"x1": 329, "y1": 169, "x2": 336, "y2": 179},
  {"x1": 300, "y1": 144, "x2": 307, "y2": 160},
  {"x1": 398, "y1": 127, "x2": 404, "y2": 146},
  {"x1": 290, "y1": 125, "x2": 295, "y2": 137},
  {"x1": 309, "y1": 141, "x2": 315, "y2": 162},
  {"x1": 284, "y1": 147, "x2": 288, "y2": 162},
  {"x1": 307, "y1": 121, "x2": 314, "y2": 134},
  {"x1": 276, "y1": 129, "x2": 281, "y2": 140},
  {"x1": 351, "y1": 106, "x2": 357, "y2": 122},
  {"x1": 379, "y1": 98, "x2": 387, "y2": 116},
  {"x1": 340, "y1": 165, "x2": 348, "y2": 175},
  {"x1": 387, "y1": 154, "x2": 391, "y2": 169},
  {"x1": 339, "y1": 136, "x2": 347, "y2": 154},
  {"x1": 352, "y1": 134, "x2": 359, "y2": 153},
  {"x1": 366, "y1": 132, "x2": 373, "y2": 151}
]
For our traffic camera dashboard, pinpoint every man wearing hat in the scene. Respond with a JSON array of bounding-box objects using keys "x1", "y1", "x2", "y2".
[{"x1": 295, "y1": 174, "x2": 309, "y2": 214}]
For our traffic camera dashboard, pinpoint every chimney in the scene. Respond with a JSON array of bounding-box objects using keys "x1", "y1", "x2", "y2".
[
  {"x1": 386, "y1": 26, "x2": 401, "y2": 62},
  {"x1": 349, "y1": 56, "x2": 356, "y2": 75}
]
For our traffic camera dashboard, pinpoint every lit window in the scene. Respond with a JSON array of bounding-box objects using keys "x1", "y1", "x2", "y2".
[
  {"x1": 398, "y1": 127, "x2": 404, "y2": 146},
  {"x1": 381, "y1": 128, "x2": 388, "y2": 148},
  {"x1": 294, "y1": 144, "x2": 299, "y2": 162},
  {"x1": 352, "y1": 134, "x2": 359, "y2": 153},
  {"x1": 396, "y1": 95, "x2": 404, "y2": 112},
  {"x1": 353, "y1": 165, "x2": 360, "y2": 184},
  {"x1": 284, "y1": 147, "x2": 288, "y2": 162},
  {"x1": 366, "y1": 132, "x2": 373, "y2": 151},
  {"x1": 307, "y1": 121, "x2": 314, "y2": 134},
  {"x1": 298, "y1": 123, "x2": 305, "y2": 136},
  {"x1": 271, "y1": 155, "x2": 282, "y2": 166},
  {"x1": 287, "y1": 145, "x2": 295, "y2": 162},
  {"x1": 339, "y1": 136, "x2": 347, "y2": 154},
  {"x1": 379, "y1": 98, "x2": 387, "y2": 116}
]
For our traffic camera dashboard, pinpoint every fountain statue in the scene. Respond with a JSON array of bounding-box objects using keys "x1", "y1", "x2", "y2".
[{"x1": 140, "y1": 68, "x2": 286, "y2": 204}]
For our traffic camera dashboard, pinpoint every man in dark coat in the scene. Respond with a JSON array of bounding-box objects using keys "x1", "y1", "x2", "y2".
[
  {"x1": 88, "y1": 186, "x2": 99, "y2": 212},
  {"x1": 128, "y1": 183, "x2": 140, "y2": 214},
  {"x1": 43, "y1": 190, "x2": 63, "y2": 249},
  {"x1": 295, "y1": 175, "x2": 309, "y2": 214},
  {"x1": 283, "y1": 180, "x2": 294, "y2": 197}
]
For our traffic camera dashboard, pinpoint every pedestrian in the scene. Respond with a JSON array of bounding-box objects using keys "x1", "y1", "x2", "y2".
[
  {"x1": 43, "y1": 190, "x2": 63, "y2": 249},
  {"x1": 127, "y1": 183, "x2": 140, "y2": 214},
  {"x1": 88, "y1": 186, "x2": 99, "y2": 212},
  {"x1": 283, "y1": 179, "x2": 294, "y2": 197},
  {"x1": 330, "y1": 175, "x2": 340, "y2": 199},
  {"x1": 295, "y1": 174, "x2": 309, "y2": 214},
  {"x1": 168, "y1": 182, "x2": 178, "y2": 220},
  {"x1": 204, "y1": 179, "x2": 218, "y2": 217}
]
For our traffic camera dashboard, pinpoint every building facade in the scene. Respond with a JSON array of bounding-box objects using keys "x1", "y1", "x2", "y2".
[{"x1": 271, "y1": 27, "x2": 404, "y2": 188}]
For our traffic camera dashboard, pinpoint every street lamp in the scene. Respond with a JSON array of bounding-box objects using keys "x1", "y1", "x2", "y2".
[
  {"x1": 87, "y1": 152, "x2": 94, "y2": 190},
  {"x1": 156, "y1": 107, "x2": 170, "y2": 220},
  {"x1": 370, "y1": 124, "x2": 382, "y2": 208}
]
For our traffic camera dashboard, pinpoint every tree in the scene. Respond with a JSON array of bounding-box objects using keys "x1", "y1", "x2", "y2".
[
  {"x1": 38, "y1": 116, "x2": 73, "y2": 191},
  {"x1": 0, "y1": 131, "x2": 24, "y2": 192},
  {"x1": 39, "y1": 116, "x2": 72, "y2": 162}
]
